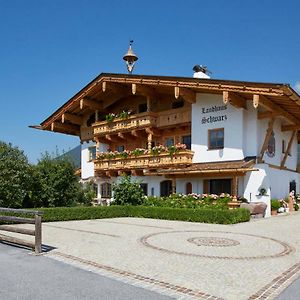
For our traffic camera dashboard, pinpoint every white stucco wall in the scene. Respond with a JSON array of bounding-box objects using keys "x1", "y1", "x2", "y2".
[
  {"x1": 192, "y1": 93, "x2": 244, "y2": 162},
  {"x1": 81, "y1": 142, "x2": 95, "y2": 180},
  {"x1": 257, "y1": 118, "x2": 298, "y2": 170}
]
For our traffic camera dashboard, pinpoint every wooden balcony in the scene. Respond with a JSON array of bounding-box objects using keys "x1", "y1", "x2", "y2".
[
  {"x1": 157, "y1": 108, "x2": 190, "y2": 128},
  {"x1": 93, "y1": 112, "x2": 157, "y2": 136},
  {"x1": 94, "y1": 149, "x2": 194, "y2": 175},
  {"x1": 92, "y1": 108, "x2": 191, "y2": 136}
]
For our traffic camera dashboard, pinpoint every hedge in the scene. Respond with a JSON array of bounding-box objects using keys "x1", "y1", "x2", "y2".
[{"x1": 35, "y1": 205, "x2": 250, "y2": 224}]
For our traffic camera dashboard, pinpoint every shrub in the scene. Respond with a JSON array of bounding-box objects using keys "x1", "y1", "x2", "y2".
[
  {"x1": 143, "y1": 193, "x2": 231, "y2": 210},
  {"x1": 37, "y1": 205, "x2": 250, "y2": 224},
  {"x1": 112, "y1": 175, "x2": 145, "y2": 205},
  {"x1": 271, "y1": 199, "x2": 281, "y2": 210}
]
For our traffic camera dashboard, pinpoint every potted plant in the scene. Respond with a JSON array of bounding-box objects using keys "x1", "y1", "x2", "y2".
[
  {"x1": 119, "y1": 110, "x2": 131, "y2": 119},
  {"x1": 105, "y1": 113, "x2": 116, "y2": 123},
  {"x1": 271, "y1": 199, "x2": 281, "y2": 216}
]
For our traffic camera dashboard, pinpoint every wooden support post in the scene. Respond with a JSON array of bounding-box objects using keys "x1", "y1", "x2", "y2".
[
  {"x1": 280, "y1": 130, "x2": 296, "y2": 168},
  {"x1": 258, "y1": 118, "x2": 275, "y2": 163},
  {"x1": 232, "y1": 176, "x2": 238, "y2": 200},
  {"x1": 171, "y1": 177, "x2": 176, "y2": 194},
  {"x1": 147, "y1": 133, "x2": 153, "y2": 150},
  {"x1": 34, "y1": 214, "x2": 42, "y2": 254},
  {"x1": 147, "y1": 96, "x2": 152, "y2": 112}
]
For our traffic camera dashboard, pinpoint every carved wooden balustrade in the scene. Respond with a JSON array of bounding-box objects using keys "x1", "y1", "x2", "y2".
[
  {"x1": 94, "y1": 149, "x2": 194, "y2": 173},
  {"x1": 92, "y1": 108, "x2": 191, "y2": 136},
  {"x1": 93, "y1": 112, "x2": 157, "y2": 136}
]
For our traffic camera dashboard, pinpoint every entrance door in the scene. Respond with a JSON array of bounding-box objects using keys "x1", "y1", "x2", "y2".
[
  {"x1": 160, "y1": 180, "x2": 172, "y2": 197},
  {"x1": 209, "y1": 179, "x2": 232, "y2": 195}
]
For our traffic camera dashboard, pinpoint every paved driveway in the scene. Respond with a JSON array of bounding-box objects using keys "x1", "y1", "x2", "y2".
[{"x1": 3, "y1": 212, "x2": 300, "y2": 299}]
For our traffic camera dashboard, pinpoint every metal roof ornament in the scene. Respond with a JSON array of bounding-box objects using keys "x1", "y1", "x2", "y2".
[{"x1": 123, "y1": 40, "x2": 138, "y2": 74}]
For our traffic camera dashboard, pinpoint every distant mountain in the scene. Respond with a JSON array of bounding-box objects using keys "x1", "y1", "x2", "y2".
[{"x1": 62, "y1": 145, "x2": 81, "y2": 169}]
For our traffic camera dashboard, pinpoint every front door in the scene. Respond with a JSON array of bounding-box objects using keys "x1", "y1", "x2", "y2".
[{"x1": 160, "y1": 180, "x2": 172, "y2": 197}]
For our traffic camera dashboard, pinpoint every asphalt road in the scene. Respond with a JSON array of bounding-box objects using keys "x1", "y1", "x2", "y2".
[{"x1": 0, "y1": 243, "x2": 174, "y2": 300}]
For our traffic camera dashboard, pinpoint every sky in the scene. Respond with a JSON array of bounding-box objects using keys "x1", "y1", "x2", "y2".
[{"x1": 0, "y1": 0, "x2": 299, "y2": 163}]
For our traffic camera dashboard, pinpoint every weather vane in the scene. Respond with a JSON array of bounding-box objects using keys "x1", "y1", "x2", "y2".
[{"x1": 123, "y1": 40, "x2": 138, "y2": 74}]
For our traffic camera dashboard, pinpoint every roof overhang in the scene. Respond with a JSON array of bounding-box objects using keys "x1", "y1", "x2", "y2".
[{"x1": 30, "y1": 73, "x2": 300, "y2": 137}]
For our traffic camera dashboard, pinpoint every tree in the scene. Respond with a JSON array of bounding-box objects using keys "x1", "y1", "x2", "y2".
[
  {"x1": 0, "y1": 141, "x2": 32, "y2": 208},
  {"x1": 112, "y1": 175, "x2": 144, "y2": 205},
  {"x1": 32, "y1": 152, "x2": 85, "y2": 207}
]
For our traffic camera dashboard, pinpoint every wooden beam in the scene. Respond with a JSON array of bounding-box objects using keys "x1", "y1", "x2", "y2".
[
  {"x1": 138, "y1": 85, "x2": 156, "y2": 98},
  {"x1": 281, "y1": 124, "x2": 300, "y2": 132},
  {"x1": 280, "y1": 130, "x2": 296, "y2": 168},
  {"x1": 257, "y1": 111, "x2": 281, "y2": 120},
  {"x1": 257, "y1": 118, "x2": 275, "y2": 163},
  {"x1": 131, "y1": 130, "x2": 146, "y2": 138},
  {"x1": 80, "y1": 98, "x2": 103, "y2": 111},
  {"x1": 255, "y1": 94, "x2": 298, "y2": 124},
  {"x1": 105, "y1": 134, "x2": 123, "y2": 143},
  {"x1": 51, "y1": 122, "x2": 80, "y2": 133},
  {"x1": 62, "y1": 113, "x2": 83, "y2": 125},
  {"x1": 145, "y1": 127, "x2": 161, "y2": 136},
  {"x1": 174, "y1": 86, "x2": 196, "y2": 103},
  {"x1": 223, "y1": 91, "x2": 247, "y2": 109}
]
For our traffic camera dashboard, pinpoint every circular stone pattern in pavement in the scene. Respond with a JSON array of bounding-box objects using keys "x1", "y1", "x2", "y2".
[
  {"x1": 187, "y1": 237, "x2": 240, "y2": 247},
  {"x1": 139, "y1": 231, "x2": 293, "y2": 260}
]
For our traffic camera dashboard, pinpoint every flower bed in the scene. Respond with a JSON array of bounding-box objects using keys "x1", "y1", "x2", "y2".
[{"x1": 143, "y1": 193, "x2": 242, "y2": 210}]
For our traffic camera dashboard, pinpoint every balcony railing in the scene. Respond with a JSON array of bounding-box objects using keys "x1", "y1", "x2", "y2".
[
  {"x1": 93, "y1": 112, "x2": 157, "y2": 136},
  {"x1": 94, "y1": 149, "x2": 194, "y2": 172},
  {"x1": 92, "y1": 108, "x2": 191, "y2": 136}
]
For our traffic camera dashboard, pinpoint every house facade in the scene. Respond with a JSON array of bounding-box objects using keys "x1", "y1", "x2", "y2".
[{"x1": 33, "y1": 72, "x2": 300, "y2": 216}]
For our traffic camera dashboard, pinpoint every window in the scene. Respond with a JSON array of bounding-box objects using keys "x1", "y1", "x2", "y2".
[
  {"x1": 209, "y1": 179, "x2": 232, "y2": 195},
  {"x1": 267, "y1": 131, "x2": 275, "y2": 157},
  {"x1": 101, "y1": 182, "x2": 112, "y2": 198},
  {"x1": 282, "y1": 140, "x2": 286, "y2": 154},
  {"x1": 182, "y1": 135, "x2": 191, "y2": 150},
  {"x1": 140, "y1": 183, "x2": 148, "y2": 196},
  {"x1": 208, "y1": 128, "x2": 224, "y2": 150},
  {"x1": 138, "y1": 103, "x2": 147, "y2": 113},
  {"x1": 151, "y1": 187, "x2": 155, "y2": 196},
  {"x1": 165, "y1": 138, "x2": 174, "y2": 147},
  {"x1": 116, "y1": 145, "x2": 125, "y2": 152},
  {"x1": 88, "y1": 146, "x2": 96, "y2": 161}
]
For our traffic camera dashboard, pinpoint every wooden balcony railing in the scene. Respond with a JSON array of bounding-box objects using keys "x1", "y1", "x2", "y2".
[
  {"x1": 93, "y1": 112, "x2": 157, "y2": 136},
  {"x1": 92, "y1": 108, "x2": 191, "y2": 136},
  {"x1": 94, "y1": 149, "x2": 194, "y2": 172},
  {"x1": 157, "y1": 108, "x2": 191, "y2": 127}
]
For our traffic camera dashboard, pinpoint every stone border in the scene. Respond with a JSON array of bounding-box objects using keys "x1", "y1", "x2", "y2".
[
  {"x1": 48, "y1": 251, "x2": 223, "y2": 300},
  {"x1": 47, "y1": 251, "x2": 300, "y2": 300},
  {"x1": 248, "y1": 263, "x2": 300, "y2": 299},
  {"x1": 139, "y1": 230, "x2": 294, "y2": 260}
]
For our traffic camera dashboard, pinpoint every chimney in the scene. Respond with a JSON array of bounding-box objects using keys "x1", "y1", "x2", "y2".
[{"x1": 193, "y1": 65, "x2": 211, "y2": 79}]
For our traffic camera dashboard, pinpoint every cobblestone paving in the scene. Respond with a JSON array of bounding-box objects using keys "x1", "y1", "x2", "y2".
[{"x1": 37, "y1": 213, "x2": 300, "y2": 299}]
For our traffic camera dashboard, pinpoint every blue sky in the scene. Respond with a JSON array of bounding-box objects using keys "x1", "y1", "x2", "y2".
[{"x1": 0, "y1": 0, "x2": 299, "y2": 163}]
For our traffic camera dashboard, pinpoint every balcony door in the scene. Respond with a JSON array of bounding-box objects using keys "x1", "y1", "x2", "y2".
[{"x1": 160, "y1": 180, "x2": 172, "y2": 197}]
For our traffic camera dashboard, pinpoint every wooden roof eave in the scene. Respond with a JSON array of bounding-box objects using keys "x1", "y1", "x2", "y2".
[
  {"x1": 37, "y1": 73, "x2": 300, "y2": 133},
  {"x1": 145, "y1": 167, "x2": 259, "y2": 177}
]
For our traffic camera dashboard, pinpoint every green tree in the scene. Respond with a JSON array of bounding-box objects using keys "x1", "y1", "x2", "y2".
[
  {"x1": 0, "y1": 141, "x2": 32, "y2": 208},
  {"x1": 112, "y1": 175, "x2": 144, "y2": 205},
  {"x1": 32, "y1": 152, "x2": 85, "y2": 207}
]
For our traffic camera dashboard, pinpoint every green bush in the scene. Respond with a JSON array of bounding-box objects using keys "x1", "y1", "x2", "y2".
[
  {"x1": 271, "y1": 199, "x2": 281, "y2": 210},
  {"x1": 36, "y1": 205, "x2": 250, "y2": 224},
  {"x1": 143, "y1": 194, "x2": 231, "y2": 210},
  {"x1": 112, "y1": 175, "x2": 145, "y2": 206}
]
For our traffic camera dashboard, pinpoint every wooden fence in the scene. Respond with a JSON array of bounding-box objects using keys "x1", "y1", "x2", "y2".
[{"x1": 0, "y1": 207, "x2": 43, "y2": 254}]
